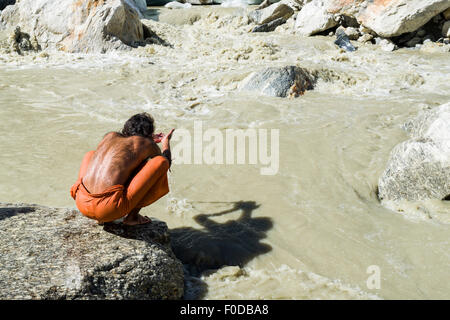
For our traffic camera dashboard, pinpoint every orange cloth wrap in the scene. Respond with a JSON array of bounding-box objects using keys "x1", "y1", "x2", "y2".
[{"x1": 70, "y1": 151, "x2": 170, "y2": 223}]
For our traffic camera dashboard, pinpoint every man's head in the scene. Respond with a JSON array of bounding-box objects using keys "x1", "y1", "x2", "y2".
[{"x1": 121, "y1": 113, "x2": 155, "y2": 139}]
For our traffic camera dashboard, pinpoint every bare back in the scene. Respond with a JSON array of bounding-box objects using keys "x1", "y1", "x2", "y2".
[{"x1": 82, "y1": 132, "x2": 161, "y2": 194}]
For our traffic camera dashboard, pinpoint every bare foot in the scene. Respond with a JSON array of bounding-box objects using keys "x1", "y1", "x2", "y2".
[{"x1": 123, "y1": 208, "x2": 151, "y2": 226}]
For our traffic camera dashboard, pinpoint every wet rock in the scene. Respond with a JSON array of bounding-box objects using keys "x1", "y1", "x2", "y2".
[
  {"x1": 331, "y1": 0, "x2": 450, "y2": 38},
  {"x1": 0, "y1": 203, "x2": 184, "y2": 299},
  {"x1": 443, "y1": 21, "x2": 450, "y2": 37},
  {"x1": 378, "y1": 103, "x2": 450, "y2": 202},
  {"x1": 248, "y1": 2, "x2": 294, "y2": 25},
  {"x1": 379, "y1": 38, "x2": 397, "y2": 52},
  {"x1": 334, "y1": 28, "x2": 356, "y2": 52},
  {"x1": 240, "y1": 66, "x2": 315, "y2": 98},
  {"x1": 252, "y1": 17, "x2": 287, "y2": 32},
  {"x1": 295, "y1": 0, "x2": 338, "y2": 36},
  {"x1": 0, "y1": 0, "x2": 157, "y2": 53},
  {"x1": 8, "y1": 26, "x2": 40, "y2": 54},
  {"x1": 0, "y1": 0, "x2": 14, "y2": 11}
]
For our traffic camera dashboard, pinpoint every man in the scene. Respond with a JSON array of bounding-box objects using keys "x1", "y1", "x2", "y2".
[{"x1": 70, "y1": 113, "x2": 174, "y2": 226}]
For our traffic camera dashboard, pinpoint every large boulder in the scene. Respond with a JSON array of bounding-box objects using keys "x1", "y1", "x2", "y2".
[
  {"x1": 294, "y1": 0, "x2": 338, "y2": 36},
  {"x1": 294, "y1": 1, "x2": 450, "y2": 38},
  {"x1": 240, "y1": 66, "x2": 315, "y2": 98},
  {"x1": 330, "y1": 0, "x2": 450, "y2": 37},
  {"x1": 0, "y1": 203, "x2": 184, "y2": 299},
  {"x1": 0, "y1": 0, "x2": 154, "y2": 53},
  {"x1": 378, "y1": 103, "x2": 450, "y2": 202}
]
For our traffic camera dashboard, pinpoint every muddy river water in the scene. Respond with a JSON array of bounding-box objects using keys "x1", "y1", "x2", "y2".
[{"x1": 0, "y1": 6, "x2": 449, "y2": 299}]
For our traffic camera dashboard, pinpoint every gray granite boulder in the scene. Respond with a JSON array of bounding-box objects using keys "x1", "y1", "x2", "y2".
[
  {"x1": 378, "y1": 103, "x2": 450, "y2": 202},
  {"x1": 240, "y1": 66, "x2": 315, "y2": 98},
  {"x1": 0, "y1": 0, "x2": 155, "y2": 53},
  {"x1": 0, "y1": 203, "x2": 184, "y2": 299}
]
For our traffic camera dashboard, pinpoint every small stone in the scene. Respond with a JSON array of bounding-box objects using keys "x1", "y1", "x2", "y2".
[
  {"x1": 344, "y1": 27, "x2": 360, "y2": 40},
  {"x1": 379, "y1": 38, "x2": 397, "y2": 52},
  {"x1": 358, "y1": 33, "x2": 373, "y2": 43}
]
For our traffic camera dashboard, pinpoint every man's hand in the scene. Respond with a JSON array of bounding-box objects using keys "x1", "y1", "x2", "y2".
[
  {"x1": 152, "y1": 132, "x2": 163, "y2": 143},
  {"x1": 162, "y1": 129, "x2": 175, "y2": 151}
]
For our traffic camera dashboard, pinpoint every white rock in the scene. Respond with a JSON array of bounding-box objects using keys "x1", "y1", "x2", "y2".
[
  {"x1": 379, "y1": 38, "x2": 397, "y2": 52},
  {"x1": 165, "y1": 1, "x2": 192, "y2": 9},
  {"x1": 378, "y1": 103, "x2": 450, "y2": 202},
  {"x1": 357, "y1": 33, "x2": 373, "y2": 43},
  {"x1": 294, "y1": 0, "x2": 337, "y2": 36},
  {"x1": 0, "y1": 0, "x2": 150, "y2": 53},
  {"x1": 359, "y1": 0, "x2": 450, "y2": 37}
]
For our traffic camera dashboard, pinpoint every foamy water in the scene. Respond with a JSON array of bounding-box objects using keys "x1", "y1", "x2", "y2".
[{"x1": 0, "y1": 6, "x2": 449, "y2": 299}]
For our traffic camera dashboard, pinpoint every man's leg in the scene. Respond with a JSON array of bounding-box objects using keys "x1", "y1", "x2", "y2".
[{"x1": 123, "y1": 156, "x2": 170, "y2": 225}]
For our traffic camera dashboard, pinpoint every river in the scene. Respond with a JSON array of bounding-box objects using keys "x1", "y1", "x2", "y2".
[{"x1": 0, "y1": 6, "x2": 449, "y2": 299}]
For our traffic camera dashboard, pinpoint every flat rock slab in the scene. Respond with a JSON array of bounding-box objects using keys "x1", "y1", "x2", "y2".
[{"x1": 0, "y1": 203, "x2": 184, "y2": 300}]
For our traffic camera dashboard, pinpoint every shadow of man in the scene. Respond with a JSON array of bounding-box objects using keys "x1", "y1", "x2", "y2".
[{"x1": 170, "y1": 200, "x2": 273, "y2": 276}]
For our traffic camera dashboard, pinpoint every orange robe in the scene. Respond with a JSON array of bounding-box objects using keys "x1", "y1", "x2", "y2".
[{"x1": 70, "y1": 151, "x2": 169, "y2": 222}]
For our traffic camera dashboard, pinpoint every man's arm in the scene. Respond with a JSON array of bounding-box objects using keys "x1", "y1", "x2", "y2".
[{"x1": 161, "y1": 129, "x2": 175, "y2": 167}]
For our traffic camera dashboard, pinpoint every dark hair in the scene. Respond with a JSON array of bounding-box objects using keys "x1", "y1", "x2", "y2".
[{"x1": 121, "y1": 113, "x2": 155, "y2": 138}]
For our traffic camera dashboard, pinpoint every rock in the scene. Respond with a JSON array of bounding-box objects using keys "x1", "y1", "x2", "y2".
[
  {"x1": 357, "y1": 33, "x2": 373, "y2": 43},
  {"x1": 334, "y1": 28, "x2": 356, "y2": 52},
  {"x1": 0, "y1": 0, "x2": 157, "y2": 53},
  {"x1": 342, "y1": 26, "x2": 360, "y2": 40},
  {"x1": 420, "y1": 40, "x2": 450, "y2": 52},
  {"x1": 185, "y1": 0, "x2": 214, "y2": 4},
  {"x1": 330, "y1": 0, "x2": 450, "y2": 38},
  {"x1": 252, "y1": 17, "x2": 287, "y2": 32},
  {"x1": 240, "y1": 66, "x2": 315, "y2": 98},
  {"x1": 378, "y1": 103, "x2": 450, "y2": 202},
  {"x1": 248, "y1": 3, "x2": 294, "y2": 25},
  {"x1": 379, "y1": 38, "x2": 397, "y2": 52},
  {"x1": 443, "y1": 20, "x2": 450, "y2": 37},
  {"x1": 443, "y1": 7, "x2": 450, "y2": 20},
  {"x1": 8, "y1": 26, "x2": 40, "y2": 54},
  {"x1": 406, "y1": 36, "x2": 423, "y2": 47},
  {"x1": 256, "y1": 0, "x2": 272, "y2": 10},
  {"x1": 165, "y1": 1, "x2": 192, "y2": 9},
  {"x1": 0, "y1": 203, "x2": 184, "y2": 299},
  {"x1": 295, "y1": 0, "x2": 338, "y2": 36},
  {"x1": 416, "y1": 28, "x2": 427, "y2": 37}
]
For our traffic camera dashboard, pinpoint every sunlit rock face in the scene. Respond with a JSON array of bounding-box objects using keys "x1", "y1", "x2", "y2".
[{"x1": 0, "y1": 0, "x2": 153, "y2": 53}]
